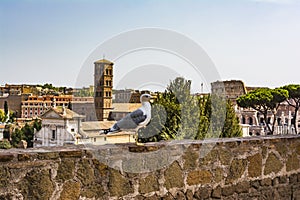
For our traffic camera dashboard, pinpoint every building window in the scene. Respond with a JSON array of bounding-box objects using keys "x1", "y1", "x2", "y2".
[
  {"x1": 52, "y1": 130, "x2": 56, "y2": 140},
  {"x1": 94, "y1": 138, "x2": 96, "y2": 142},
  {"x1": 249, "y1": 117, "x2": 253, "y2": 125},
  {"x1": 242, "y1": 116, "x2": 246, "y2": 124},
  {"x1": 71, "y1": 128, "x2": 75, "y2": 132}
]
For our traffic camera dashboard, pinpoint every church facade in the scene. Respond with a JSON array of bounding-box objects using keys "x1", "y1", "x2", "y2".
[{"x1": 34, "y1": 107, "x2": 85, "y2": 147}]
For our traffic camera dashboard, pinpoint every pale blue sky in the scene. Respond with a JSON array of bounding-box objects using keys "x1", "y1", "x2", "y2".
[{"x1": 0, "y1": 0, "x2": 299, "y2": 91}]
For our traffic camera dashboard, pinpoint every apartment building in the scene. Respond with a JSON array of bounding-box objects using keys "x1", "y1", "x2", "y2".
[{"x1": 21, "y1": 95, "x2": 72, "y2": 118}]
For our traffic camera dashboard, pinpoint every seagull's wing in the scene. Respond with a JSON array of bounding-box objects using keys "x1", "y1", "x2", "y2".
[{"x1": 116, "y1": 109, "x2": 147, "y2": 130}]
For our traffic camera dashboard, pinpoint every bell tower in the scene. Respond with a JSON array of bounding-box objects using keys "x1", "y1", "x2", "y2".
[{"x1": 94, "y1": 59, "x2": 113, "y2": 121}]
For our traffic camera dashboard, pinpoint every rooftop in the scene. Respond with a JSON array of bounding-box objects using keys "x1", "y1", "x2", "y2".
[{"x1": 94, "y1": 59, "x2": 114, "y2": 64}]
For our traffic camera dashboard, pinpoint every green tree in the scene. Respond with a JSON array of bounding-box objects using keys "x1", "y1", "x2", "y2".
[
  {"x1": 32, "y1": 118, "x2": 42, "y2": 132},
  {"x1": 4, "y1": 101, "x2": 8, "y2": 116},
  {"x1": 3, "y1": 124, "x2": 12, "y2": 140},
  {"x1": 0, "y1": 140, "x2": 12, "y2": 149},
  {"x1": 221, "y1": 100, "x2": 242, "y2": 137},
  {"x1": 139, "y1": 77, "x2": 241, "y2": 142},
  {"x1": 281, "y1": 84, "x2": 300, "y2": 134},
  {"x1": 195, "y1": 95, "x2": 211, "y2": 139},
  {"x1": 0, "y1": 109, "x2": 6, "y2": 122},
  {"x1": 22, "y1": 123, "x2": 34, "y2": 147},
  {"x1": 11, "y1": 128, "x2": 25, "y2": 147},
  {"x1": 138, "y1": 77, "x2": 198, "y2": 141},
  {"x1": 237, "y1": 88, "x2": 288, "y2": 134},
  {"x1": 137, "y1": 103, "x2": 167, "y2": 142},
  {"x1": 9, "y1": 111, "x2": 16, "y2": 123}
]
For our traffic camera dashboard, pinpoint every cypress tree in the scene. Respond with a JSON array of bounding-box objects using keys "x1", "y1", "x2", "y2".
[
  {"x1": 221, "y1": 100, "x2": 242, "y2": 138},
  {"x1": 4, "y1": 101, "x2": 8, "y2": 115}
]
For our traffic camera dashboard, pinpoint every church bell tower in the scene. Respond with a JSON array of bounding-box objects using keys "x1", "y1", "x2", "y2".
[{"x1": 94, "y1": 59, "x2": 113, "y2": 121}]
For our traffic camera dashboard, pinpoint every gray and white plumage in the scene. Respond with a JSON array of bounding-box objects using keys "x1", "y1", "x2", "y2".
[{"x1": 101, "y1": 94, "x2": 151, "y2": 134}]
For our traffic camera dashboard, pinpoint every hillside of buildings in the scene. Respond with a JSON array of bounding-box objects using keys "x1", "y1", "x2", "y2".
[{"x1": 0, "y1": 77, "x2": 299, "y2": 150}]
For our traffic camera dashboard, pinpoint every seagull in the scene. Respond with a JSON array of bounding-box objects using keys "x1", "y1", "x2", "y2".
[{"x1": 100, "y1": 94, "x2": 152, "y2": 140}]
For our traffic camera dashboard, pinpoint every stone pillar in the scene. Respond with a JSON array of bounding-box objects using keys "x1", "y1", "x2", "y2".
[
  {"x1": 56, "y1": 126, "x2": 60, "y2": 146},
  {"x1": 45, "y1": 126, "x2": 49, "y2": 146},
  {"x1": 60, "y1": 126, "x2": 64, "y2": 146}
]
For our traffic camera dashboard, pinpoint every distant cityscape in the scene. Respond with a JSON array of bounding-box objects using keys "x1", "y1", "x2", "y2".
[{"x1": 0, "y1": 59, "x2": 299, "y2": 148}]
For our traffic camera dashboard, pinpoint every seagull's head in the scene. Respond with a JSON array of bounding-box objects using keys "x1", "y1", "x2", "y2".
[{"x1": 140, "y1": 94, "x2": 152, "y2": 103}]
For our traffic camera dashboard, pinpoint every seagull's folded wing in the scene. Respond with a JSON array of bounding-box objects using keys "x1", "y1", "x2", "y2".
[{"x1": 116, "y1": 109, "x2": 147, "y2": 129}]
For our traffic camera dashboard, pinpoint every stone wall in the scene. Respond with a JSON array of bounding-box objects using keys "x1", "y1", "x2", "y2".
[{"x1": 0, "y1": 135, "x2": 300, "y2": 200}]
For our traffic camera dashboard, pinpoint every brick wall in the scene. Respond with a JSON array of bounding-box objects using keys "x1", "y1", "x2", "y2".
[{"x1": 0, "y1": 135, "x2": 300, "y2": 199}]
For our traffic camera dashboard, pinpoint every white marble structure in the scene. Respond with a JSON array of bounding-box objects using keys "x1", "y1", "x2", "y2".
[{"x1": 34, "y1": 106, "x2": 85, "y2": 147}]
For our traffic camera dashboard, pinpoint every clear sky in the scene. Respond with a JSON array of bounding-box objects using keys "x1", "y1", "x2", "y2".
[{"x1": 0, "y1": 0, "x2": 299, "y2": 92}]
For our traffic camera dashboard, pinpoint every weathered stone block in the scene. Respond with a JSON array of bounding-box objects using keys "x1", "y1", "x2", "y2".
[
  {"x1": 274, "y1": 142, "x2": 288, "y2": 158},
  {"x1": 289, "y1": 174, "x2": 298, "y2": 184},
  {"x1": 122, "y1": 154, "x2": 145, "y2": 173},
  {"x1": 92, "y1": 159, "x2": 108, "y2": 177},
  {"x1": 76, "y1": 158, "x2": 95, "y2": 186},
  {"x1": 38, "y1": 152, "x2": 59, "y2": 160},
  {"x1": 186, "y1": 189, "x2": 194, "y2": 200},
  {"x1": 290, "y1": 140, "x2": 300, "y2": 156},
  {"x1": 279, "y1": 175, "x2": 287, "y2": 184},
  {"x1": 18, "y1": 168, "x2": 54, "y2": 200},
  {"x1": 175, "y1": 191, "x2": 186, "y2": 199},
  {"x1": 0, "y1": 166, "x2": 9, "y2": 187},
  {"x1": 17, "y1": 153, "x2": 32, "y2": 161},
  {"x1": 235, "y1": 181, "x2": 250, "y2": 194},
  {"x1": 260, "y1": 178, "x2": 272, "y2": 186},
  {"x1": 59, "y1": 150, "x2": 82, "y2": 158},
  {"x1": 292, "y1": 185, "x2": 300, "y2": 200},
  {"x1": 59, "y1": 180, "x2": 80, "y2": 200},
  {"x1": 139, "y1": 174, "x2": 159, "y2": 194},
  {"x1": 260, "y1": 188, "x2": 275, "y2": 200},
  {"x1": 211, "y1": 186, "x2": 221, "y2": 198},
  {"x1": 187, "y1": 170, "x2": 212, "y2": 185},
  {"x1": 108, "y1": 169, "x2": 134, "y2": 197},
  {"x1": 251, "y1": 180, "x2": 260, "y2": 189},
  {"x1": 248, "y1": 153, "x2": 262, "y2": 178},
  {"x1": 277, "y1": 185, "x2": 292, "y2": 199},
  {"x1": 164, "y1": 161, "x2": 184, "y2": 189},
  {"x1": 194, "y1": 187, "x2": 211, "y2": 199},
  {"x1": 264, "y1": 152, "x2": 283, "y2": 175},
  {"x1": 222, "y1": 185, "x2": 235, "y2": 197},
  {"x1": 56, "y1": 159, "x2": 75, "y2": 182},
  {"x1": 218, "y1": 148, "x2": 233, "y2": 166},
  {"x1": 0, "y1": 153, "x2": 14, "y2": 162},
  {"x1": 214, "y1": 168, "x2": 223, "y2": 183},
  {"x1": 286, "y1": 152, "x2": 300, "y2": 172},
  {"x1": 80, "y1": 184, "x2": 105, "y2": 199},
  {"x1": 200, "y1": 149, "x2": 218, "y2": 165},
  {"x1": 226, "y1": 158, "x2": 247, "y2": 184},
  {"x1": 182, "y1": 147, "x2": 199, "y2": 170},
  {"x1": 272, "y1": 177, "x2": 279, "y2": 186}
]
